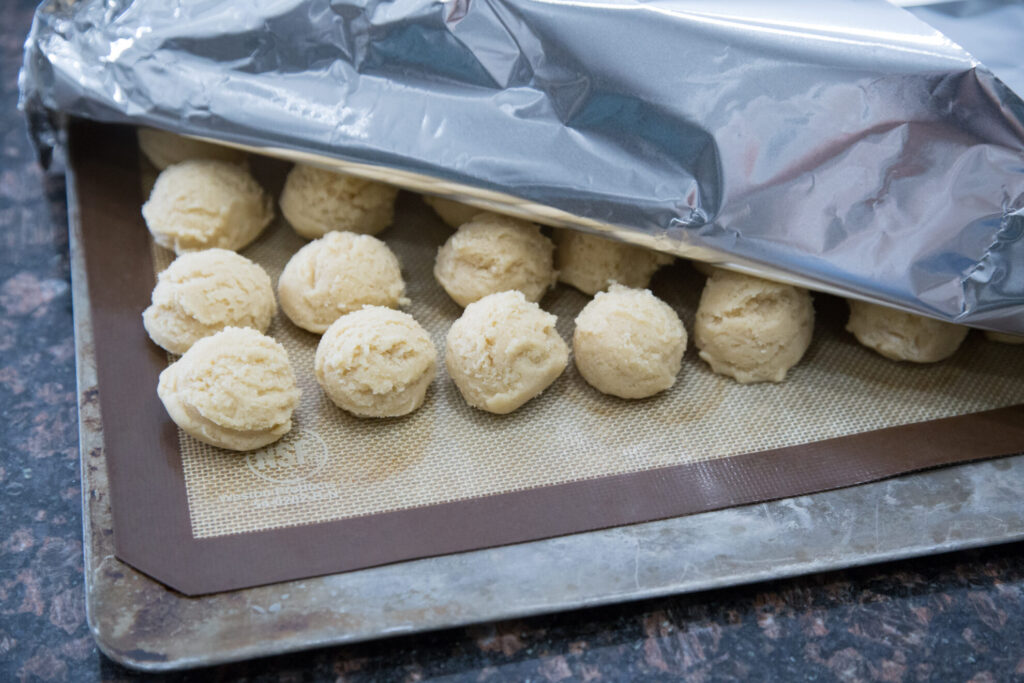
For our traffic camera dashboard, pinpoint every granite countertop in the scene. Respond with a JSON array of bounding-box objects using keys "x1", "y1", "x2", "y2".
[{"x1": 3, "y1": 2, "x2": 1024, "y2": 680}]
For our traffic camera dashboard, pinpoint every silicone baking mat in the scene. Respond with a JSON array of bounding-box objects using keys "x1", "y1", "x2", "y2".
[
  {"x1": 152, "y1": 186, "x2": 1024, "y2": 540},
  {"x1": 78, "y1": 122, "x2": 1024, "y2": 595}
]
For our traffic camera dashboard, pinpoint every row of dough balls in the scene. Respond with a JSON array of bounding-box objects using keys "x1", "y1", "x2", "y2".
[
  {"x1": 433, "y1": 212, "x2": 675, "y2": 307},
  {"x1": 432, "y1": 217, "x2": 1019, "y2": 382},
  {"x1": 317, "y1": 285, "x2": 685, "y2": 413},
  {"x1": 279, "y1": 210, "x2": 678, "y2": 337},
  {"x1": 138, "y1": 128, "x2": 398, "y2": 253},
  {"x1": 136, "y1": 128, "x2": 672, "y2": 300},
  {"x1": 664, "y1": 264, "x2": 1007, "y2": 382},
  {"x1": 694, "y1": 267, "x2": 1022, "y2": 376},
  {"x1": 158, "y1": 217, "x2": 667, "y2": 339},
  {"x1": 154, "y1": 281, "x2": 688, "y2": 453}
]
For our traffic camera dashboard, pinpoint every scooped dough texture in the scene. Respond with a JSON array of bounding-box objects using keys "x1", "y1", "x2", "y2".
[
  {"x1": 278, "y1": 231, "x2": 408, "y2": 334},
  {"x1": 846, "y1": 300, "x2": 968, "y2": 362},
  {"x1": 573, "y1": 285, "x2": 687, "y2": 399},
  {"x1": 137, "y1": 128, "x2": 248, "y2": 170},
  {"x1": 434, "y1": 213, "x2": 556, "y2": 307},
  {"x1": 280, "y1": 164, "x2": 397, "y2": 239},
  {"x1": 695, "y1": 270, "x2": 814, "y2": 383},
  {"x1": 143, "y1": 249, "x2": 275, "y2": 354},
  {"x1": 423, "y1": 195, "x2": 482, "y2": 228},
  {"x1": 142, "y1": 160, "x2": 274, "y2": 254},
  {"x1": 556, "y1": 230, "x2": 674, "y2": 295},
  {"x1": 315, "y1": 307, "x2": 437, "y2": 418},
  {"x1": 157, "y1": 327, "x2": 300, "y2": 451},
  {"x1": 445, "y1": 290, "x2": 568, "y2": 414}
]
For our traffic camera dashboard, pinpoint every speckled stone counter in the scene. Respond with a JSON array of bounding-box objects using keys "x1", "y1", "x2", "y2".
[{"x1": 3, "y1": 2, "x2": 1024, "y2": 680}]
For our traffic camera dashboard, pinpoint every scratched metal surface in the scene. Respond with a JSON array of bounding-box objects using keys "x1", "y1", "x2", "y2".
[{"x1": 69, "y1": 169, "x2": 1024, "y2": 673}]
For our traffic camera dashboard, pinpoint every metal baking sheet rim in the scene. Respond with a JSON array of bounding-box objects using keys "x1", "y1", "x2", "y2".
[{"x1": 67, "y1": 161, "x2": 1024, "y2": 672}]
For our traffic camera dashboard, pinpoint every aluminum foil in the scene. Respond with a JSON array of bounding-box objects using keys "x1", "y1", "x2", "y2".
[{"x1": 19, "y1": 0, "x2": 1024, "y2": 333}]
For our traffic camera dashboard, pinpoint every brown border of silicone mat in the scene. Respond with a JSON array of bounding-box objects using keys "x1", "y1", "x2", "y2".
[{"x1": 72, "y1": 120, "x2": 1024, "y2": 596}]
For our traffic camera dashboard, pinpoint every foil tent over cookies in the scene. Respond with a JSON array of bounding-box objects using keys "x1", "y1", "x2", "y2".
[{"x1": 19, "y1": 0, "x2": 1024, "y2": 333}]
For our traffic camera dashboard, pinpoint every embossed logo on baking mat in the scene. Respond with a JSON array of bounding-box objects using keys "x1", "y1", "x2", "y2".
[
  {"x1": 147, "y1": 184, "x2": 1024, "y2": 541},
  {"x1": 244, "y1": 432, "x2": 329, "y2": 486}
]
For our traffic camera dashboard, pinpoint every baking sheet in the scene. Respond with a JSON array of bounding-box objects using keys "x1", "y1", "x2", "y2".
[
  {"x1": 70, "y1": 121, "x2": 1024, "y2": 669},
  {"x1": 75, "y1": 119, "x2": 1024, "y2": 597}
]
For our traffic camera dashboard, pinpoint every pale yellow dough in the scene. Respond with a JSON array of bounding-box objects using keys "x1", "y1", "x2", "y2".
[
  {"x1": 445, "y1": 290, "x2": 568, "y2": 414},
  {"x1": 555, "y1": 230, "x2": 673, "y2": 295},
  {"x1": 846, "y1": 300, "x2": 968, "y2": 362},
  {"x1": 573, "y1": 285, "x2": 687, "y2": 399},
  {"x1": 695, "y1": 270, "x2": 814, "y2": 383},
  {"x1": 137, "y1": 128, "x2": 248, "y2": 170},
  {"x1": 423, "y1": 195, "x2": 482, "y2": 228},
  {"x1": 157, "y1": 327, "x2": 300, "y2": 451},
  {"x1": 434, "y1": 213, "x2": 556, "y2": 307},
  {"x1": 315, "y1": 307, "x2": 437, "y2": 418},
  {"x1": 985, "y1": 330, "x2": 1024, "y2": 344},
  {"x1": 142, "y1": 160, "x2": 273, "y2": 254},
  {"x1": 279, "y1": 164, "x2": 397, "y2": 239},
  {"x1": 143, "y1": 249, "x2": 275, "y2": 354},
  {"x1": 278, "y1": 231, "x2": 408, "y2": 334}
]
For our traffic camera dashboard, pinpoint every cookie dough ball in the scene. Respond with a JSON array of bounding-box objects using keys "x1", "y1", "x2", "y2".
[
  {"x1": 846, "y1": 300, "x2": 968, "y2": 362},
  {"x1": 423, "y1": 195, "x2": 481, "y2": 228},
  {"x1": 278, "y1": 231, "x2": 408, "y2": 334},
  {"x1": 157, "y1": 327, "x2": 300, "y2": 451},
  {"x1": 279, "y1": 164, "x2": 397, "y2": 239},
  {"x1": 555, "y1": 229, "x2": 673, "y2": 295},
  {"x1": 142, "y1": 160, "x2": 274, "y2": 254},
  {"x1": 434, "y1": 213, "x2": 556, "y2": 307},
  {"x1": 695, "y1": 270, "x2": 814, "y2": 383},
  {"x1": 985, "y1": 330, "x2": 1024, "y2": 344},
  {"x1": 445, "y1": 290, "x2": 568, "y2": 414},
  {"x1": 137, "y1": 128, "x2": 248, "y2": 170},
  {"x1": 143, "y1": 249, "x2": 275, "y2": 354},
  {"x1": 315, "y1": 307, "x2": 437, "y2": 418},
  {"x1": 573, "y1": 285, "x2": 687, "y2": 399}
]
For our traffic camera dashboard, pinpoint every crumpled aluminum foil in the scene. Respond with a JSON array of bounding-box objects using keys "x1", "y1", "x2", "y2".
[{"x1": 19, "y1": 0, "x2": 1024, "y2": 333}]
